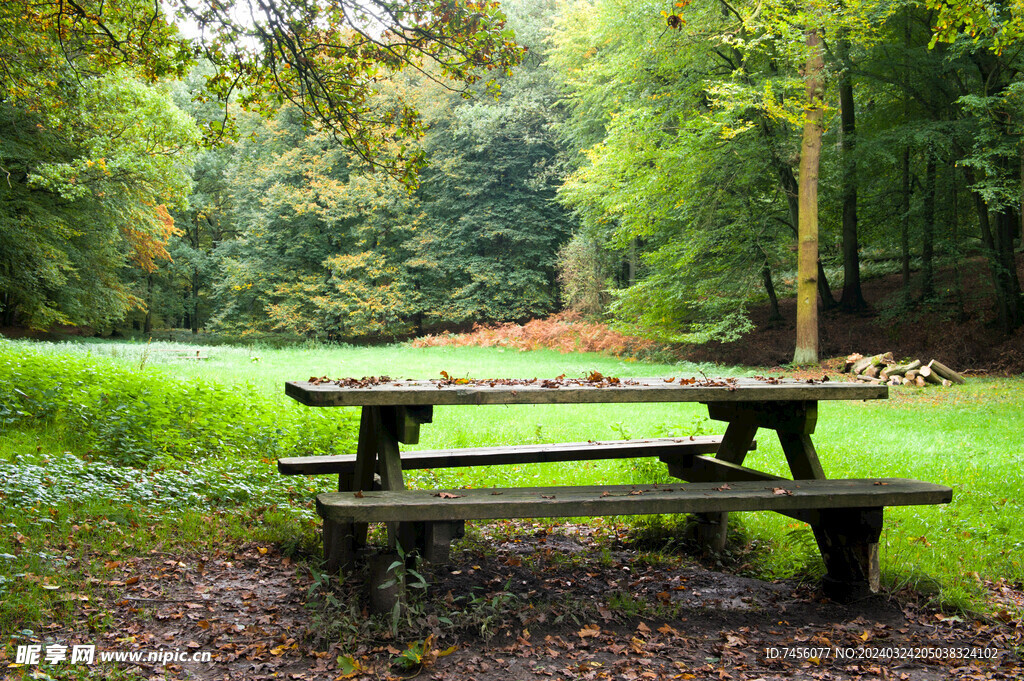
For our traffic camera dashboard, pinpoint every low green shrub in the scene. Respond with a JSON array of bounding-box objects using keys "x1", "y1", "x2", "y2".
[
  {"x1": 0, "y1": 343, "x2": 357, "y2": 467},
  {"x1": 0, "y1": 452, "x2": 322, "y2": 517}
]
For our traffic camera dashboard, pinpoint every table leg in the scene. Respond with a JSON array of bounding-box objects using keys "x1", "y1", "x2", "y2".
[
  {"x1": 374, "y1": 405, "x2": 458, "y2": 563},
  {"x1": 773, "y1": 403, "x2": 880, "y2": 596},
  {"x1": 775, "y1": 402, "x2": 825, "y2": 481},
  {"x1": 813, "y1": 507, "x2": 883, "y2": 600},
  {"x1": 376, "y1": 406, "x2": 416, "y2": 556}
]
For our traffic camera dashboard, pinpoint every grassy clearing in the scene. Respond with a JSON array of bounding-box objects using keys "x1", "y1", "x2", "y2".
[{"x1": 1, "y1": 336, "x2": 1022, "y2": 641}]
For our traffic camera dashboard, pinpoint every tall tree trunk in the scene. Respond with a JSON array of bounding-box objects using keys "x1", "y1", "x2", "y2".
[
  {"x1": 817, "y1": 260, "x2": 837, "y2": 310},
  {"x1": 627, "y1": 237, "x2": 637, "y2": 287},
  {"x1": 762, "y1": 262, "x2": 782, "y2": 323},
  {"x1": 966, "y1": 168, "x2": 1011, "y2": 331},
  {"x1": 899, "y1": 8, "x2": 912, "y2": 306},
  {"x1": 144, "y1": 274, "x2": 154, "y2": 334},
  {"x1": 760, "y1": 112, "x2": 835, "y2": 313},
  {"x1": 968, "y1": 48, "x2": 1024, "y2": 332},
  {"x1": 901, "y1": 147, "x2": 912, "y2": 303},
  {"x1": 993, "y1": 208, "x2": 1023, "y2": 330},
  {"x1": 1019, "y1": 148, "x2": 1024, "y2": 251},
  {"x1": 951, "y1": 170, "x2": 966, "y2": 320},
  {"x1": 191, "y1": 268, "x2": 200, "y2": 335},
  {"x1": 794, "y1": 28, "x2": 824, "y2": 366},
  {"x1": 0, "y1": 292, "x2": 15, "y2": 327},
  {"x1": 921, "y1": 151, "x2": 937, "y2": 299},
  {"x1": 838, "y1": 38, "x2": 866, "y2": 312}
]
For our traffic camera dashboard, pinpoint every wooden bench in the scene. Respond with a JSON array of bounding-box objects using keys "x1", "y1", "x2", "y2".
[
  {"x1": 317, "y1": 477, "x2": 952, "y2": 599},
  {"x1": 280, "y1": 435, "x2": 748, "y2": 574}
]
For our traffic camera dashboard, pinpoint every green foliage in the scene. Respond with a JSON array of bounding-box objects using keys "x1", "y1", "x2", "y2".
[
  {"x1": 1, "y1": 0, "x2": 524, "y2": 183},
  {"x1": 551, "y1": 0, "x2": 801, "y2": 341},
  {"x1": 0, "y1": 73, "x2": 199, "y2": 329},
  {"x1": 412, "y1": 13, "x2": 576, "y2": 324},
  {"x1": 0, "y1": 0, "x2": 529, "y2": 335},
  {"x1": 0, "y1": 342, "x2": 357, "y2": 466},
  {"x1": 547, "y1": 0, "x2": 1024, "y2": 340},
  {"x1": 556, "y1": 233, "x2": 614, "y2": 316},
  {"x1": 147, "y1": 1, "x2": 577, "y2": 339},
  {"x1": 1, "y1": 342, "x2": 1023, "y2": 624},
  {"x1": 0, "y1": 452, "x2": 316, "y2": 515},
  {"x1": 206, "y1": 105, "x2": 423, "y2": 339},
  {"x1": 927, "y1": 0, "x2": 1024, "y2": 53}
]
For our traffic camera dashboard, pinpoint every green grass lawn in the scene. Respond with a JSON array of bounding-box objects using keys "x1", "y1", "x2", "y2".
[{"x1": 1, "y1": 336, "x2": 1022, "y2": 633}]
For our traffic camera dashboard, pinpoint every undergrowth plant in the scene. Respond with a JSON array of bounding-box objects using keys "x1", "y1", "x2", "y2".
[
  {"x1": 411, "y1": 312, "x2": 660, "y2": 359},
  {"x1": 0, "y1": 344, "x2": 358, "y2": 466}
]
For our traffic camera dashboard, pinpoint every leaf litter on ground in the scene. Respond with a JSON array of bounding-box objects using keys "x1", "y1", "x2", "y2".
[{"x1": 11, "y1": 520, "x2": 1021, "y2": 681}]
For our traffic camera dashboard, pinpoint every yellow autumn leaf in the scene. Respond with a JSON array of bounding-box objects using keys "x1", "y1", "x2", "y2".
[{"x1": 270, "y1": 642, "x2": 297, "y2": 656}]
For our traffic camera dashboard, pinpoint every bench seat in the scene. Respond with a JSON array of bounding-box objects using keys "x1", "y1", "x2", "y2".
[
  {"x1": 279, "y1": 436, "x2": 737, "y2": 475},
  {"x1": 317, "y1": 477, "x2": 952, "y2": 599},
  {"x1": 316, "y1": 478, "x2": 952, "y2": 524}
]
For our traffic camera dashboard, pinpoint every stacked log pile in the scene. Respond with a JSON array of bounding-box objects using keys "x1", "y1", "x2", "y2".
[{"x1": 841, "y1": 353, "x2": 966, "y2": 387}]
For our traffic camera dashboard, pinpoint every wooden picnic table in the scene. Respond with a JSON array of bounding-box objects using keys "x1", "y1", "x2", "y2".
[{"x1": 283, "y1": 376, "x2": 952, "y2": 599}]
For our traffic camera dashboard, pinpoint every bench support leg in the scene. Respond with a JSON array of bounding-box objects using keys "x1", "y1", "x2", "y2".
[
  {"x1": 689, "y1": 408, "x2": 759, "y2": 551},
  {"x1": 813, "y1": 507, "x2": 882, "y2": 602},
  {"x1": 390, "y1": 520, "x2": 465, "y2": 564},
  {"x1": 322, "y1": 472, "x2": 358, "y2": 573},
  {"x1": 352, "y1": 407, "x2": 381, "y2": 549},
  {"x1": 324, "y1": 518, "x2": 356, "y2": 573},
  {"x1": 422, "y1": 521, "x2": 465, "y2": 564}
]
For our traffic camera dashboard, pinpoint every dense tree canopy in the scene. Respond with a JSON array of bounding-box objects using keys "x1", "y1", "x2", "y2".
[
  {"x1": 0, "y1": 73, "x2": 198, "y2": 327},
  {"x1": 0, "y1": 0, "x2": 524, "y2": 329},
  {"x1": 2, "y1": 0, "x2": 1023, "y2": 350},
  {"x1": 551, "y1": 0, "x2": 1023, "y2": 343}
]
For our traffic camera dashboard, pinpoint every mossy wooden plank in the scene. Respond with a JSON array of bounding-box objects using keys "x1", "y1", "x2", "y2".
[
  {"x1": 316, "y1": 479, "x2": 952, "y2": 525},
  {"x1": 286, "y1": 379, "x2": 886, "y2": 408},
  {"x1": 279, "y1": 436, "x2": 734, "y2": 475},
  {"x1": 665, "y1": 455, "x2": 820, "y2": 525}
]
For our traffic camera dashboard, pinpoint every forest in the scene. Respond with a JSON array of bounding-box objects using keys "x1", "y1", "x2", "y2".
[{"x1": 1, "y1": 0, "x2": 1023, "y2": 359}]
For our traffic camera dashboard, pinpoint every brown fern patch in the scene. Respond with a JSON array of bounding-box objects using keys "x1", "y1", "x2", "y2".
[{"x1": 412, "y1": 312, "x2": 658, "y2": 358}]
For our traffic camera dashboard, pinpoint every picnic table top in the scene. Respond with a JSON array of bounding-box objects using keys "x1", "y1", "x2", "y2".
[{"x1": 285, "y1": 375, "x2": 887, "y2": 408}]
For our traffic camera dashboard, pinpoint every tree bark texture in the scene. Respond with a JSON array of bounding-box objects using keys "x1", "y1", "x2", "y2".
[
  {"x1": 966, "y1": 166, "x2": 1022, "y2": 333},
  {"x1": 838, "y1": 39, "x2": 866, "y2": 312},
  {"x1": 922, "y1": 151, "x2": 936, "y2": 300},
  {"x1": 901, "y1": 147, "x2": 912, "y2": 299},
  {"x1": 993, "y1": 208, "x2": 1023, "y2": 329},
  {"x1": 762, "y1": 263, "x2": 782, "y2": 322},
  {"x1": 794, "y1": 28, "x2": 824, "y2": 366},
  {"x1": 0, "y1": 292, "x2": 15, "y2": 327},
  {"x1": 1019, "y1": 148, "x2": 1024, "y2": 250},
  {"x1": 144, "y1": 274, "x2": 154, "y2": 334},
  {"x1": 191, "y1": 268, "x2": 200, "y2": 335}
]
